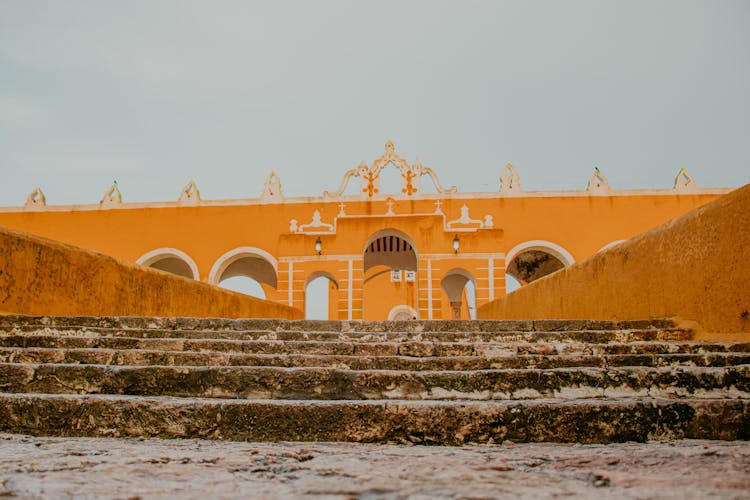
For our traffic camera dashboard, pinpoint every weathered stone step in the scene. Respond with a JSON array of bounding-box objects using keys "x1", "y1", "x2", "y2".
[
  {"x1": 0, "y1": 325, "x2": 693, "y2": 343},
  {"x1": 0, "y1": 393, "x2": 746, "y2": 443},
  {"x1": 0, "y1": 314, "x2": 680, "y2": 333},
  {"x1": 3, "y1": 347, "x2": 750, "y2": 370},
  {"x1": 0, "y1": 335, "x2": 743, "y2": 356},
  {"x1": 1, "y1": 363, "x2": 748, "y2": 401}
]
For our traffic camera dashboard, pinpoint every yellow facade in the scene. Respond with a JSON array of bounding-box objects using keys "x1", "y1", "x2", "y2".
[{"x1": 0, "y1": 142, "x2": 730, "y2": 320}]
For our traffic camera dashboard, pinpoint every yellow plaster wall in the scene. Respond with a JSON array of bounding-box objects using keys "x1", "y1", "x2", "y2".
[
  {"x1": 0, "y1": 225, "x2": 303, "y2": 319},
  {"x1": 477, "y1": 185, "x2": 750, "y2": 340}
]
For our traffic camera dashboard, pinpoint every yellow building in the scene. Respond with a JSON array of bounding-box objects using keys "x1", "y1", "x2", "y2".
[{"x1": 0, "y1": 142, "x2": 729, "y2": 320}]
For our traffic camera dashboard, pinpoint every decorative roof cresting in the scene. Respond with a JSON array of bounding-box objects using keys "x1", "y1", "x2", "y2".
[{"x1": 324, "y1": 141, "x2": 457, "y2": 199}]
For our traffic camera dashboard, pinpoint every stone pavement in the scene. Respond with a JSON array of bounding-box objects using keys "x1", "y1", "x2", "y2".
[{"x1": 0, "y1": 434, "x2": 748, "y2": 499}]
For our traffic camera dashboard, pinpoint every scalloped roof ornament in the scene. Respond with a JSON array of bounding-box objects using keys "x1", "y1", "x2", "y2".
[
  {"x1": 261, "y1": 171, "x2": 283, "y2": 202},
  {"x1": 586, "y1": 167, "x2": 611, "y2": 195},
  {"x1": 25, "y1": 187, "x2": 46, "y2": 208},
  {"x1": 178, "y1": 179, "x2": 201, "y2": 205},
  {"x1": 324, "y1": 141, "x2": 457, "y2": 198},
  {"x1": 100, "y1": 183, "x2": 122, "y2": 207},
  {"x1": 673, "y1": 168, "x2": 698, "y2": 193},
  {"x1": 499, "y1": 163, "x2": 522, "y2": 195}
]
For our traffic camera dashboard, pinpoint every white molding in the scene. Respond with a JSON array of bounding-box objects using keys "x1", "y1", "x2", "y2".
[
  {"x1": 208, "y1": 246, "x2": 279, "y2": 285},
  {"x1": 136, "y1": 247, "x2": 200, "y2": 280},
  {"x1": 388, "y1": 304, "x2": 419, "y2": 321},
  {"x1": 505, "y1": 240, "x2": 575, "y2": 267},
  {"x1": 598, "y1": 240, "x2": 627, "y2": 252}
]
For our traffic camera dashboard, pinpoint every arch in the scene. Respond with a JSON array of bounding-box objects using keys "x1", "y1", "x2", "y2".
[
  {"x1": 363, "y1": 228, "x2": 418, "y2": 272},
  {"x1": 305, "y1": 270, "x2": 339, "y2": 288},
  {"x1": 505, "y1": 240, "x2": 575, "y2": 285},
  {"x1": 388, "y1": 304, "x2": 419, "y2": 321},
  {"x1": 208, "y1": 247, "x2": 279, "y2": 288},
  {"x1": 305, "y1": 272, "x2": 339, "y2": 320},
  {"x1": 599, "y1": 240, "x2": 626, "y2": 253},
  {"x1": 136, "y1": 248, "x2": 200, "y2": 280},
  {"x1": 441, "y1": 268, "x2": 477, "y2": 320}
]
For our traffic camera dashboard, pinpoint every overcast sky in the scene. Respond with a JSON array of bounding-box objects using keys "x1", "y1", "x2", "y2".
[{"x1": 1, "y1": 0, "x2": 748, "y2": 207}]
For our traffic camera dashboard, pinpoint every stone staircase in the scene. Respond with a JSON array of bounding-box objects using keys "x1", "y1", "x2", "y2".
[{"x1": 0, "y1": 315, "x2": 748, "y2": 445}]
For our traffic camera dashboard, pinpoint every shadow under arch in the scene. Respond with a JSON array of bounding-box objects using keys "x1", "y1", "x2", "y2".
[
  {"x1": 136, "y1": 247, "x2": 200, "y2": 280},
  {"x1": 363, "y1": 228, "x2": 418, "y2": 273},
  {"x1": 208, "y1": 246, "x2": 278, "y2": 289},
  {"x1": 505, "y1": 240, "x2": 575, "y2": 285}
]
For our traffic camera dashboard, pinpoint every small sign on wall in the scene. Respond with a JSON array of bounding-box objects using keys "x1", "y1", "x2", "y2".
[
  {"x1": 404, "y1": 270, "x2": 416, "y2": 282},
  {"x1": 390, "y1": 270, "x2": 402, "y2": 282}
]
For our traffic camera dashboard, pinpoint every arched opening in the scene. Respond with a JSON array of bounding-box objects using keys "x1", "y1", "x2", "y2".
[
  {"x1": 362, "y1": 229, "x2": 418, "y2": 320},
  {"x1": 136, "y1": 248, "x2": 199, "y2": 280},
  {"x1": 441, "y1": 268, "x2": 477, "y2": 320},
  {"x1": 305, "y1": 272, "x2": 338, "y2": 320},
  {"x1": 505, "y1": 274, "x2": 522, "y2": 294},
  {"x1": 388, "y1": 305, "x2": 418, "y2": 321},
  {"x1": 219, "y1": 276, "x2": 266, "y2": 299},
  {"x1": 209, "y1": 247, "x2": 278, "y2": 299},
  {"x1": 506, "y1": 240, "x2": 574, "y2": 286}
]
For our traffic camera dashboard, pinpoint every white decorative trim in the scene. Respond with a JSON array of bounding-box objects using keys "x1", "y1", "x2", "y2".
[
  {"x1": 488, "y1": 257, "x2": 494, "y2": 301},
  {"x1": 260, "y1": 171, "x2": 283, "y2": 202},
  {"x1": 388, "y1": 304, "x2": 419, "y2": 321},
  {"x1": 673, "y1": 168, "x2": 698, "y2": 193},
  {"x1": 347, "y1": 259, "x2": 353, "y2": 321},
  {"x1": 100, "y1": 183, "x2": 122, "y2": 207},
  {"x1": 208, "y1": 246, "x2": 279, "y2": 285},
  {"x1": 586, "y1": 168, "x2": 611, "y2": 195},
  {"x1": 178, "y1": 180, "x2": 201, "y2": 205},
  {"x1": 25, "y1": 188, "x2": 46, "y2": 208},
  {"x1": 136, "y1": 247, "x2": 200, "y2": 280},
  {"x1": 499, "y1": 163, "x2": 522, "y2": 195},
  {"x1": 598, "y1": 240, "x2": 626, "y2": 253},
  {"x1": 287, "y1": 261, "x2": 294, "y2": 306},
  {"x1": 427, "y1": 259, "x2": 433, "y2": 320},
  {"x1": 505, "y1": 240, "x2": 575, "y2": 267}
]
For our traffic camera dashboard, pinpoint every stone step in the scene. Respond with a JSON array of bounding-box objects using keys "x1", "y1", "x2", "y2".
[
  {"x1": 3, "y1": 347, "x2": 750, "y2": 370},
  {"x1": 0, "y1": 393, "x2": 746, "y2": 444},
  {"x1": 0, "y1": 314, "x2": 681, "y2": 333},
  {"x1": 1, "y1": 363, "x2": 747, "y2": 401},
  {"x1": 0, "y1": 325, "x2": 694, "y2": 343},
  {"x1": 0, "y1": 335, "x2": 744, "y2": 357}
]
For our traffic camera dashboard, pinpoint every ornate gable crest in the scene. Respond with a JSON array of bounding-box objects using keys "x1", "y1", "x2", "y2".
[
  {"x1": 673, "y1": 168, "x2": 698, "y2": 193},
  {"x1": 25, "y1": 187, "x2": 46, "y2": 208},
  {"x1": 178, "y1": 180, "x2": 201, "y2": 205},
  {"x1": 586, "y1": 167, "x2": 611, "y2": 194},
  {"x1": 261, "y1": 171, "x2": 283, "y2": 202},
  {"x1": 100, "y1": 183, "x2": 122, "y2": 207},
  {"x1": 324, "y1": 141, "x2": 457, "y2": 198},
  {"x1": 499, "y1": 163, "x2": 522, "y2": 194}
]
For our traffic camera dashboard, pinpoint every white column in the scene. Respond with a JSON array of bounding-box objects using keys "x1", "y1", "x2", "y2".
[
  {"x1": 488, "y1": 257, "x2": 494, "y2": 301},
  {"x1": 347, "y1": 259, "x2": 353, "y2": 321},
  {"x1": 288, "y1": 261, "x2": 294, "y2": 307},
  {"x1": 427, "y1": 259, "x2": 433, "y2": 320}
]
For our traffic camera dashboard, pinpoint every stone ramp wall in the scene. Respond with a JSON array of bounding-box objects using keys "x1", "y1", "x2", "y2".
[
  {"x1": 0, "y1": 226, "x2": 302, "y2": 319},
  {"x1": 478, "y1": 183, "x2": 750, "y2": 340}
]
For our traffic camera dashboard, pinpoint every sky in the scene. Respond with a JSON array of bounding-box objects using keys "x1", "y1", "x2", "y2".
[{"x1": 1, "y1": 0, "x2": 749, "y2": 209}]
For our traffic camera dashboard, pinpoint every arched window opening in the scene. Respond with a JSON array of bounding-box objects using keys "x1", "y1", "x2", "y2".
[
  {"x1": 505, "y1": 241, "x2": 574, "y2": 286},
  {"x1": 305, "y1": 273, "x2": 338, "y2": 320},
  {"x1": 363, "y1": 230, "x2": 417, "y2": 273},
  {"x1": 219, "y1": 276, "x2": 266, "y2": 299},
  {"x1": 441, "y1": 269, "x2": 477, "y2": 320},
  {"x1": 505, "y1": 274, "x2": 523, "y2": 293},
  {"x1": 136, "y1": 248, "x2": 199, "y2": 280}
]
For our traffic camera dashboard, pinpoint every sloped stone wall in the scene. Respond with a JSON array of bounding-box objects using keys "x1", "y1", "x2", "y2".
[
  {"x1": 0, "y1": 226, "x2": 302, "y2": 319},
  {"x1": 478, "y1": 184, "x2": 750, "y2": 340}
]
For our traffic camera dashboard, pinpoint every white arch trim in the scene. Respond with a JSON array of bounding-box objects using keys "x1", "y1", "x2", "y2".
[
  {"x1": 305, "y1": 271, "x2": 339, "y2": 288},
  {"x1": 362, "y1": 228, "x2": 419, "y2": 257},
  {"x1": 136, "y1": 247, "x2": 200, "y2": 280},
  {"x1": 598, "y1": 240, "x2": 626, "y2": 253},
  {"x1": 208, "y1": 246, "x2": 279, "y2": 285},
  {"x1": 387, "y1": 304, "x2": 419, "y2": 321},
  {"x1": 441, "y1": 267, "x2": 477, "y2": 285},
  {"x1": 505, "y1": 240, "x2": 575, "y2": 268}
]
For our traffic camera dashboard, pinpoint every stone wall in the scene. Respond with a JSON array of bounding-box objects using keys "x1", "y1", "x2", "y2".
[
  {"x1": 478, "y1": 184, "x2": 750, "y2": 340},
  {"x1": 0, "y1": 226, "x2": 303, "y2": 319}
]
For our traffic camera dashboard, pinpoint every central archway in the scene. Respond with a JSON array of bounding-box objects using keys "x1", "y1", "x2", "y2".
[{"x1": 362, "y1": 229, "x2": 419, "y2": 320}]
